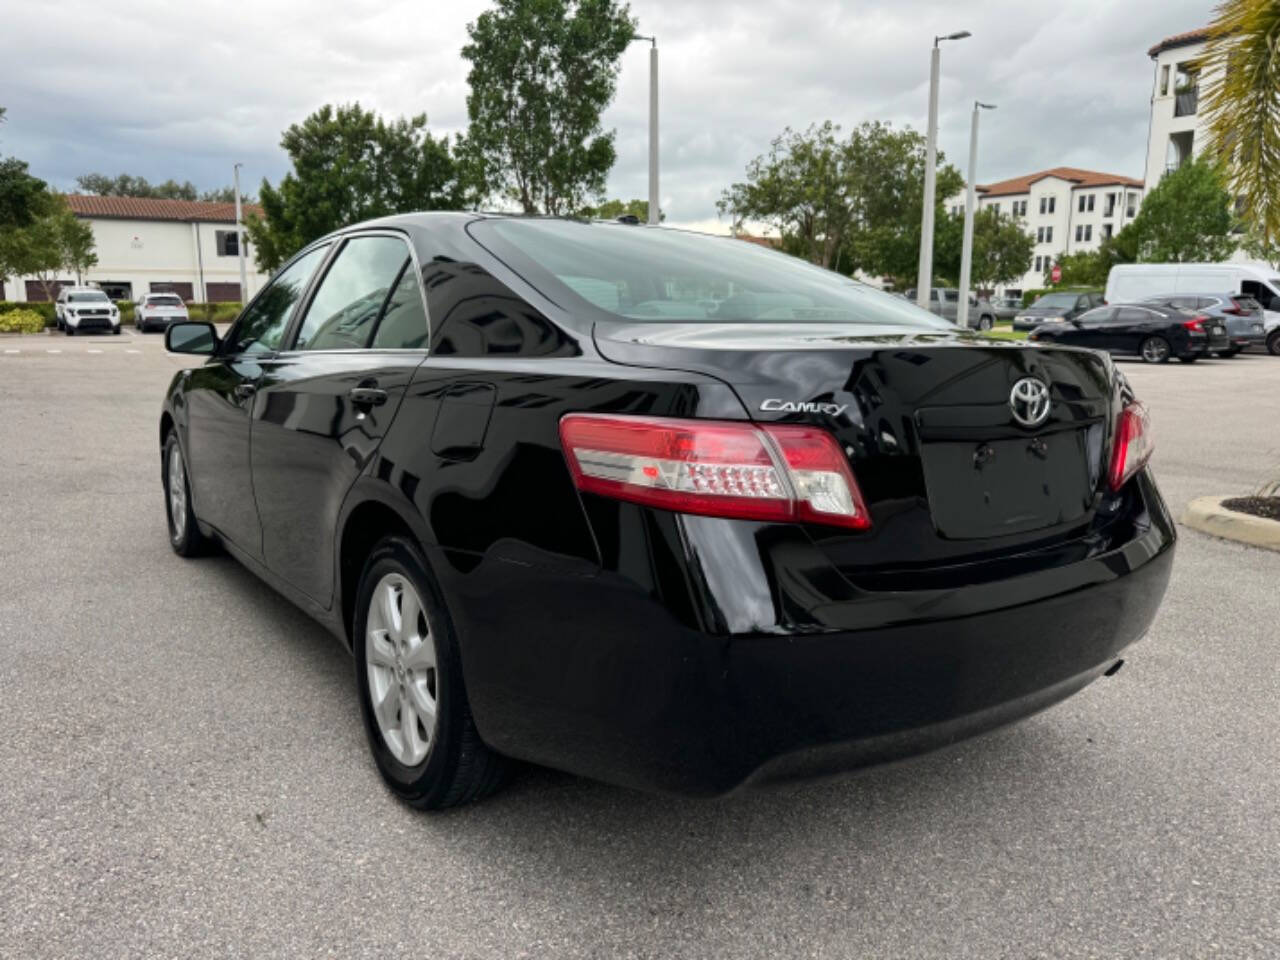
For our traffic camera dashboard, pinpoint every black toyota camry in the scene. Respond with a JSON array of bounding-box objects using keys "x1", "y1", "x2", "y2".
[{"x1": 160, "y1": 213, "x2": 1174, "y2": 808}]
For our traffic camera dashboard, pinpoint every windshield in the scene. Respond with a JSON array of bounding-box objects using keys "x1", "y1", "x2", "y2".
[
  {"x1": 69, "y1": 292, "x2": 109, "y2": 303},
  {"x1": 147, "y1": 295, "x2": 183, "y2": 307},
  {"x1": 472, "y1": 219, "x2": 951, "y2": 329},
  {"x1": 1029, "y1": 293, "x2": 1079, "y2": 309}
]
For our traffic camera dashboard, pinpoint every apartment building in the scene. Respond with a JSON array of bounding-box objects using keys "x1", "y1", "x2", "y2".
[
  {"x1": 946, "y1": 168, "x2": 1144, "y2": 295},
  {"x1": 1143, "y1": 27, "x2": 1211, "y2": 189}
]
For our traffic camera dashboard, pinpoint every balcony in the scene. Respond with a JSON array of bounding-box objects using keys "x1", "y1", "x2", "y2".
[{"x1": 1174, "y1": 86, "x2": 1199, "y2": 117}]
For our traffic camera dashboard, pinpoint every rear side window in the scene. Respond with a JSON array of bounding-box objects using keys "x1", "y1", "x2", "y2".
[
  {"x1": 470, "y1": 219, "x2": 950, "y2": 330},
  {"x1": 1079, "y1": 307, "x2": 1114, "y2": 323},
  {"x1": 295, "y1": 236, "x2": 409, "y2": 350},
  {"x1": 228, "y1": 245, "x2": 329, "y2": 355},
  {"x1": 1118, "y1": 307, "x2": 1152, "y2": 323},
  {"x1": 370, "y1": 265, "x2": 429, "y2": 349}
]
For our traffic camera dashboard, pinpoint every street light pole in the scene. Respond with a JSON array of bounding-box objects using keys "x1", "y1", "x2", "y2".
[
  {"x1": 916, "y1": 30, "x2": 971, "y2": 310},
  {"x1": 632, "y1": 34, "x2": 659, "y2": 225},
  {"x1": 957, "y1": 100, "x2": 996, "y2": 329},
  {"x1": 233, "y1": 163, "x2": 248, "y2": 303}
]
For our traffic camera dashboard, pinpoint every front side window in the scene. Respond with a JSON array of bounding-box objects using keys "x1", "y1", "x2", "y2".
[
  {"x1": 1078, "y1": 307, "x2": 1114, "y2": 324},
  {"x1": 470, "y1": 220, "x2": 951, "y2": 330},
  {"x1": 294, "y1": 236, "x2": 410, "y2": 350},
  {"x1": 226, "y1": 244, "x2": 330, "y2": 355}
]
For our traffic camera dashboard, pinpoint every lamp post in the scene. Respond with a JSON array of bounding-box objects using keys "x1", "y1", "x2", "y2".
[
  {"x1": 957, "y1": 100, "x2": 996, "y2": 329},
  {"x1": 916, "y1": 30, "x2": 971, "y2": 310},
  {"x1": 233, "y1": 163, "x2": 248, "y2": 302},
  {"x1": 631, "y1": 34, "x2": 659, "y2": 224}
]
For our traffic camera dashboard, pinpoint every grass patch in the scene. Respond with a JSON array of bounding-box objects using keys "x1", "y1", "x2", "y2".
[{"x1": 983, "y1": 326, "x2": 1027, "y2": 341}]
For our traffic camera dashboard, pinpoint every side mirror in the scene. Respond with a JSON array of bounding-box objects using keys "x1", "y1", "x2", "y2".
[{"x1": 166, "y1": 321, "x2": 220, "y2": 355}]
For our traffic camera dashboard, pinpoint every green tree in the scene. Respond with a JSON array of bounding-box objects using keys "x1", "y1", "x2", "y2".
[
  {"x1": 720, "y1": 120, "x2": 961, "y2": 277},
  {"x1": 75, "y1": 173, "x2": 198, "y2": 200},
  {"x1": 59, "y1": 210, "x2": 97, "y2": 282},
  {"x1": 1047, "y1": 249, "x2": 1109, "y2": 288},
  {"x1": 1201, "y1": 0, "x2": 1280, "y2": 246},
  {"x1": 245, "y1": 103, "x2": 462, "y2": 271},
  {"x1": 1127, "y1": 158, "x2": 1238, "y2": 262},
  {"x1": 460, "y1": 0, "x2": 637, "y2": 215},
  {"x1": 934, "y1": 207, "x2": 1034, "y2": 289},
  {"x1": 199, "y1": 185, "x2": 254, "y2": 204},
  {"x1": 0, "y1": 156, "x2": 50, "y2": 227},
  {"x1": 579, "y1": 197, "x2": 662, "y2": 221},
  {"x1": 0, "y1": 193, "x2": 97, "y2": 296}
]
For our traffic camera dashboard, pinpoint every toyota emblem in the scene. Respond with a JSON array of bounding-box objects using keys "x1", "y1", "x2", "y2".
[{"x1": 1009, "y1": 377, "x2": 1051, "y2": 427}]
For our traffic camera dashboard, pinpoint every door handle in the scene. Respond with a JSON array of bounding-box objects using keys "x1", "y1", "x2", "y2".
[
  {"x1": 349, "y1": 386, "x2": 388, "y2": 407},
  {"x1": 234, "y1": 383, "x2": 257, "y2": 400}
]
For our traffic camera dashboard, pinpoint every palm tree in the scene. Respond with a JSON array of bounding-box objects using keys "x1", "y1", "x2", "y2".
[{"x1": 1200, "y1": 0, "x2": 1280, "y2": 246}]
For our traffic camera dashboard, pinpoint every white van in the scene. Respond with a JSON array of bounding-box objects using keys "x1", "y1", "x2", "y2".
[{"x1": 1106, "y1": 262, "x2": 1280, "y2": 354}]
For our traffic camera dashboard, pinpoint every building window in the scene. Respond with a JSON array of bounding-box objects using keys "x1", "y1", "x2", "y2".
[
  {"x1": 1075, "y1": 225, "x2": 1083, "y2": 242},
  {"x1": 1105, "y1": 192, "x2": 1116, "y2": 216},
  {"x1": 1036, "y1": 227, "x2": 1045, "y2": 243},
  {"x1": 1126, "y1": 193, "x2": 1137, "y2": 217},
  {"x1": 1039, "y1": 197, "x2": 1047, "y2": 215},
  {"x1": 1103, "y1": 224, "x2": 1114, "y2": 239},
  {"x1": 991, "y1": 202, "x2": 1000, "y2": 214},
  {"x1": 1087, "y1": 195, "x2": 1095, "y2": 212},
  {"x1": 215, "y1": 230, "x2": 244, "y2": 257},
  {"x1": 1084, "y1": 225, "x2": 1092, "y2": 242},
  {"x1": 1078, "y1": 195, "x2": 1086, "y2": 213},
  {"x1": 1045, "y1": 226, "x2": 1053, "y2": 243},
  {"x1": 1035, "y1": 256, "x2": 1042, "y2": 272},
  {"x1": 1048, "y1": 196, "x2": 1056, "y2": 214},
  {"x1": 1161, "y1": 64, "x2": 1170, "y2": 96}
]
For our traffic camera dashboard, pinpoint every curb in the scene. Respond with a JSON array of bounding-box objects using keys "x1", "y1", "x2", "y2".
[{"x1": 1180, "y1": 496, "x2": 1280, "y2": 552}]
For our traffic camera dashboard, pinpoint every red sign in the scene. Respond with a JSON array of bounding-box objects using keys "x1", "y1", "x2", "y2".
[{"x1": 1050, "y1": 264, "x2": 1062, "y2": 284}]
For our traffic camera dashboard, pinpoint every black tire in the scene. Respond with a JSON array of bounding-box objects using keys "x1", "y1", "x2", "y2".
[
  {"x1": 353, "y1": 536, "x2": 506, "y2": 810},
  {"x1": 1139, "y1": 336, "x2": 1170, "y2": 363},
  {"x1": 1177, "y1": 355, "x2": 1198, "y2": 364},
  {"x1": 65, "y1": 325, "x2": 75, "y2": 337},
  {"x1": 1268, "y1": 331, "x2": 1280, "y2": 356},
  {"x1": 978, "y1": 315, "x2": 993, "y2": 332},
  {"x1": 162, "y1": 430, "x2": 210, "y2": 556},
  {"x1": 113, "y1": 327, "x2": 121, "y2": 335},
  {"x1": 1216, "y1": 347, "x2": 1241, "y2": 358}
]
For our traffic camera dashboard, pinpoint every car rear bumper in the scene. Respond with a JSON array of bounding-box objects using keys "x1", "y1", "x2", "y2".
[{"x1": 445, "y1": 471, "x2": 1175, "y2": 796}]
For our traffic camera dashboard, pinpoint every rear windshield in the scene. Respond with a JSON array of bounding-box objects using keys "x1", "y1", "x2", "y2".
[
  {"x1": 1235, "y1": 296, "x2": 1262, "y2": 311},
  {"x1": 69, "y1": 292, "x2": 109, "y2": 303},
  {"x1": 471, "y1": 219, "x2": 950, "y2": 329},
  {"x1": 1029, "y1": 293, "x2": 1079, "y2": 309},
  {"x1": 147, "y1": 295, "x2": 184, "y2": 307}
]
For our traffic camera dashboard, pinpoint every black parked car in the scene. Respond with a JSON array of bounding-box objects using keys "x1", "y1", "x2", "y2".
[
  {"x1": 1139, "y1": 293, "x2": 1267, "y2": 357},
  {"x1": 160, "y1": 214, "x2": 1174, "y2": 808},
  {"x1": 1012, "y1": 291, "x2": 1105, "y2": 331},
  {"x1": 1028, "y1": 301, "x2": 1230, "y2": 363}
]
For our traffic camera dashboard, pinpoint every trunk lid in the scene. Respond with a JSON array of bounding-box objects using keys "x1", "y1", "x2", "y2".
[{"x1": 593, "y1": 322, "x2": 1117, "y2": 571}]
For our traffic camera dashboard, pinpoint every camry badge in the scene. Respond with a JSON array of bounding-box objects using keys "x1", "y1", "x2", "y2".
[
  {"x1": 760, "y1": 399, "x2": 848, "y2": 416},
  {"x1": 1009, "y1": 378, "x2": 1051, "y2": 427}
]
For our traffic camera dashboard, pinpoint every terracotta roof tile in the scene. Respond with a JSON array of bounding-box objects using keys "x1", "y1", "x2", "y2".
[
  {"x1": 976, "y1": 167, "x2": 1145, "y2": 198},
  {"x1": 65, "y1": 194, "x2": 263, "y2": 223},
  {"x1": 1148, "y1": 27, "x2": 1211, "y2": 58}
]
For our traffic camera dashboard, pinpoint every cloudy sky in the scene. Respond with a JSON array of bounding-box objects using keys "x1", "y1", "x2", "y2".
[{"x1": 2, "y1": 0, "x2": 1210, "y2": 232}]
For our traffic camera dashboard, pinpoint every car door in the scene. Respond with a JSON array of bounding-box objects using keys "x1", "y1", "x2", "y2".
[
  {"x1": 1052, "y1": 307, "x2": 1114, "y2": 349},
  {"x1": 1111, "y1": 306, "x2": 1161, "y2": 355},
  {"x1": 249, "y1": 232, "x2": 428, "y2": 605},
  {"x1": 183, "y1": 244, "x2": 332, "y2": 556}
]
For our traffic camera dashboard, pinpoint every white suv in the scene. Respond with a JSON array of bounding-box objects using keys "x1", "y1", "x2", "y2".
[
  {"x1": 135, "y1": 293, "x2": 190, "y2": 332},
  {"x1": 56, "y1": 287, "x2": 121, "y2": 335}
]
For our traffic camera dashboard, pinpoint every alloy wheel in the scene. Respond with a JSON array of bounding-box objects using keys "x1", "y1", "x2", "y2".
[
  {"x1": 1141, "y1": 337, "x2": 1170, "y2": 363},
  {"x1": 365, "y1": 573, "x2": 438, "y2": 767},
  {"x1": 168, "y1": 444, "x2": 187, "y2": 534}
]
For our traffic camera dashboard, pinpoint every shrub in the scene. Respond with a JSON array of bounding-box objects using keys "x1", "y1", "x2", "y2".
[
  {"x1": 114, "y1": 300, "x2": 136, "y2": 326},
  {"x1": 0, "y1": 301, "x2": 56, "y2": 325},
  {"x1": 0, "y1": 308, "x2": 47, "y2": 333},
  {"x1": 187, "y1": 302, "x2": 243, "y2": 323}
]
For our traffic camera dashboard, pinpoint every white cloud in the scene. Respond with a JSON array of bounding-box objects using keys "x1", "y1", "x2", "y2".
[{"x1": 0, "y1": 0, "x2": 1211, "y2": 227}]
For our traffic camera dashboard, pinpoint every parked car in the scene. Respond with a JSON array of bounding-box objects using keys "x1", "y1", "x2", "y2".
[
  {"x1": 903, "y1": 287, "x2": 997, "y2": 330},
  {"x1": 135, "y1": 293, "x2": 190, "y2": 332},
  {"x1": 56, "y1": 287, "x2": 120, "y2": 335},
  {"x1": 1140, "y1": 293, "x2": 1266, "y2": 357},
  {"x1": 1106, "y1": 262, "x2": 1280, "y2": 355},
  {"x1": 990, "y1": 296, "x2": 1022, "y2": 323},
  {"x1": 1012, "y1": 291, "x2": 1105, "y2": 331},
  {"x1": 1027, "y1": 301, "x2": 1229, "y2": 362},
  {"x1": 160, "y1": 213, "x2": 1173, "y2": 808}
]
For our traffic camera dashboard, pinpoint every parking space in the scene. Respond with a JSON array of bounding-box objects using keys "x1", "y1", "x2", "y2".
[{"x1": 2, "y1": 340, "x2": 1279, "y2": 957}]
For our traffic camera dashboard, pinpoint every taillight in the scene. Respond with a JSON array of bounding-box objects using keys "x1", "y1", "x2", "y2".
[
  {"x1": 1108, "y1": 401, "x2": 1153, "y2": 491},
  {"x1": 559, "y1": 414, "x2": 871, "y2": 530},
  {"x1": 1182, "y1": 314, "x2": 1208, "y2": 331}
]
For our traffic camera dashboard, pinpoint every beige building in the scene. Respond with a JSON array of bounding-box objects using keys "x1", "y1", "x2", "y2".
[{"x1": 2, "y1": 195, "x2": 268, "y2": 304}]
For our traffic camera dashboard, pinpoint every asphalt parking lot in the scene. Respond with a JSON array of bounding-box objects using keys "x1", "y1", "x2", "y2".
[{"x1": 2, "y1": 330, "x2": 1279, "y2": 958}]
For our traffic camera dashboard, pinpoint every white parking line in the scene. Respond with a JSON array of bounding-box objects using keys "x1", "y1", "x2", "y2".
[
  {"x1": 87, "y1": 349, "x2": 103, "y2": 354},
  {"x1": 46, "y1": 349, "x2": 62, "y2": 354},
  {"x1": 3, "y1": 349, "x2": 18, "y2": 354},
  {"x1": 125, "y1": 349, "x2": 141, "y2": 354}
]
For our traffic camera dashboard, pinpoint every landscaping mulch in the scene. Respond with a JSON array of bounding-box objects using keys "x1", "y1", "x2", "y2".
[{"x1": 1221, "y1": 496, "x2": 1280, "y2": 522}]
